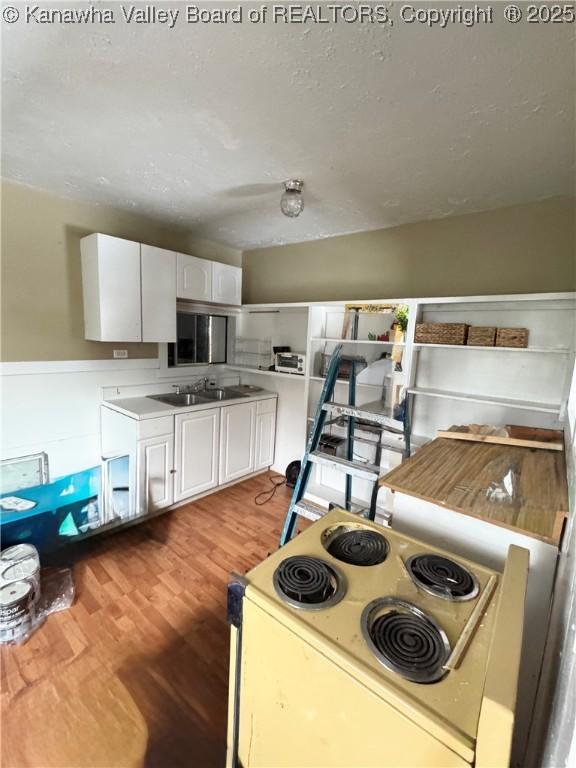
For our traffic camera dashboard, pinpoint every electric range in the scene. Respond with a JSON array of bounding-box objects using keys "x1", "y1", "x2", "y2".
[{"x1": 226, "y1": 508, "x2": 529, "y2": 768}]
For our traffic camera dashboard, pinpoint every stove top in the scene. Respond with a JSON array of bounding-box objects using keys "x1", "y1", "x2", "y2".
[
  {"x1": 323, "y1": 524, "x2": 389, "y2": 566},
  {"x1": 243, "y1": 508, "x2": 500, "y2": 747},
  {"x1": 361, "y1": 598, "x2": 451, "y2": 684},
  {"x1": 273, "y1": 555, "x2": 346, "y2": 610},
  {"x1": 406, "y1": 553, "x2": 479, "y2": 601}
]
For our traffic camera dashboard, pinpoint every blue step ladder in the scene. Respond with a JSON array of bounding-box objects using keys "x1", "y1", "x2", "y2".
[{"x1": 280, "y1": 344, "x2": 411, "y2": 546}]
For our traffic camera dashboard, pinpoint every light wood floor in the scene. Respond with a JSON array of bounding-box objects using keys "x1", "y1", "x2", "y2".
[{"x1": 1, "y1": 472, "x2": 293, "y2": 768}]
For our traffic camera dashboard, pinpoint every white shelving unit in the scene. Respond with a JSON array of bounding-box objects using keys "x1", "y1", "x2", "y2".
[
  {"x1": 406, "y1": 387, "x2": 562, "y2": 415},
  {"x1": 225, "y1": 292, "x2": 575, "y2": 510},
  {"x1": 312, "y1": 337, "x2": 406, "y2": 347},
  {"x1": 413, "y1": 343, "x2": 570, "y2": 354},
  {"x1": 227, "y1": 366, "x2": 306, "y2": 382},
  {"x1": 309, "y1": 376, "x2": 384, "y2": 389}
]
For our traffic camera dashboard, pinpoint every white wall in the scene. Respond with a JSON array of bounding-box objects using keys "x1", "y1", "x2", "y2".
[
  {"x1": 0, "y1": 359, "x2": 231, "y2": 484},
  {"x1": 537, "y1": 359, "x2": 576, "y2": 766}
]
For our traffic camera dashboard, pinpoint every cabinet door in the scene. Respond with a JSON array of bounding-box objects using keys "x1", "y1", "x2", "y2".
[
  {"x1": 174, "y1": 408, "x2": 219, "y2": 501},
  {"x1": 81, "y1": 233, "x2": 142, "y2": 341},
  {"x1": 220, "y1": 402, "x2": 256, "y2": 484},
  {"x1": 137, "y1": 434, "x2": 174, "y2": 516},
  {"x1": 177, "y1": 253, "x2": 212, "y2": 302},
  {"x1": 212, "y1": 262, "x2": 242, "y2": 306},
  {"x1": 255, "y1": 405, "x2": 277, "y2": 471},
  {"x1": 141, "y1": 245, "x2": 177, "y2": 342}
]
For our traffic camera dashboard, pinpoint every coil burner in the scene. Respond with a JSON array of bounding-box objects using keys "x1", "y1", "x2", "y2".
[
  {"x1": 325, "y1": 526, "x2": 389, "y2": 566},
  {"x1": 273, "y1": 555, "x2": 346, "y2": 610},
  {"x1": 406, "y1": 554, "x2": 479, "y2": 601},
  {"x1": 361, "y1": 597, "x2": 451, "y2": 683}
]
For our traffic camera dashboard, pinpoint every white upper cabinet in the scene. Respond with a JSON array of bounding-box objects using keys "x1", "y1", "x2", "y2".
[
  {"x1": 212, "y1": 262, "x2": 242, "y2": 306},
  {"x1": 177, "y1": 253, "x2": 213, "y2": 302},
  {"x1": 81, "y1": 234, "x2": 142, "y2": 342},
  {"x1": 177, "y1": 253, "x2": 242, "y2": 306},
  {"x1": 82, "y1": 234, "x2": 241, "y2": 342},
  {"x1": 81, "y1": 234, "x2": 177, "y2": 342},
  {"x1": 141, "y1": 245, "x2": 176, "y2": 342}
]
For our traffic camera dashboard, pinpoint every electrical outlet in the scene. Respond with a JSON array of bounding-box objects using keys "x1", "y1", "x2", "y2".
[{"x1": 113, "y1": 350, "x2": 128, "y2": 359}]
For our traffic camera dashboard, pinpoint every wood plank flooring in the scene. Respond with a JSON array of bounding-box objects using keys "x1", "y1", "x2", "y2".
[{"x1": 1, "y1": 472, "x2": 293, "y2": 768}]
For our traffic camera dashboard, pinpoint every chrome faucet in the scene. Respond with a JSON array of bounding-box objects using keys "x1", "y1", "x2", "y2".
[
  {"x1": 172, "y1": 384, "x2": 182, "y2": 395},
  {"x1": 189, "y1": 377, "x2": 209, "y2": 393}
]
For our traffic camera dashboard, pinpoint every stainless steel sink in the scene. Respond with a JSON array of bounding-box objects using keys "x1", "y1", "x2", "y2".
[
  {"x1": 202, "y1": 388, "x2": 248, "y2": 401},
  {"x1": 148, "y1": 393, "x2": 209, "y2": 407},
  {"x1": 148, "y1": 387, "x2": 249, "y2": 407}
]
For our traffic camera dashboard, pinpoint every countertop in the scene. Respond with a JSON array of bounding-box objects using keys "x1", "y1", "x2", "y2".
[
  {"x1": 102, "y1": 388, "x2": 277, "y2": 421},
  {"x1": 379, "y1": 437, "x2": 568, "y2": 546}
]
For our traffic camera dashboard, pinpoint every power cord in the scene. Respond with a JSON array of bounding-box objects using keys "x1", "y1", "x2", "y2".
[{"x1": 254, "y1": 474, "x2": 287, "y2": 505}]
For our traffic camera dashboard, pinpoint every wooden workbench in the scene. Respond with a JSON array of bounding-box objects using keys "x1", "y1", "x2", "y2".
[{"x1": 379, "y1": 437, "x2": 568, "y2": 546}]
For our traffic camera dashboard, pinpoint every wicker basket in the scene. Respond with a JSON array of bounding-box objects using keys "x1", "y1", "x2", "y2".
[
  {"x1": 415, "y1": 322, "x2": 468, "y2": 345},
  {"x1": 495, "y1": 327, "x2": 529, "y2": 348},
  {"x1": 467, "y1": 326, "x2": 496, "y2": 346}
]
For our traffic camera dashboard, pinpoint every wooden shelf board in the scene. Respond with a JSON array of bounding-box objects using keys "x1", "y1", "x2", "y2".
[{"x1": 406, "y1": 387, "x2": 561, "y2": 415}]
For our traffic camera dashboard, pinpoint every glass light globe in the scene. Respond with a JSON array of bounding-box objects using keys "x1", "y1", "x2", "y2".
[{"x1": 280, "y1": 180, "x2": 304, "y2": 218}]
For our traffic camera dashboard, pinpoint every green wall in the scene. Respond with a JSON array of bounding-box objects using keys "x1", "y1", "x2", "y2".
[
  {"x1": 0, "y1": 180, "x2": 241, "y2": 361},
  {"x1": 242, "y1": 197, "x2": 575, "y2": 304}
]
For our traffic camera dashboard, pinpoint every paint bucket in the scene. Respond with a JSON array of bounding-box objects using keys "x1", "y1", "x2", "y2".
[
  {"x1": 0, "y1": 580, "x2": 35, "y2": 644},
  {"x1": 0, "y1": 544, "x2": 41, "y2": 604}
]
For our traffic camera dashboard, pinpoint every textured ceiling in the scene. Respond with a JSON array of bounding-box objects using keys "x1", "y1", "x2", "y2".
[{"x1": 2, "y1": 2, "x2": 575, "y2": 249}]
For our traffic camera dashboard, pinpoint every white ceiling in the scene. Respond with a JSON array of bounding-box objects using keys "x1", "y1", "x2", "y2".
[{"x1": 2, "y1": 2, "x2": 574, "y2": 250}]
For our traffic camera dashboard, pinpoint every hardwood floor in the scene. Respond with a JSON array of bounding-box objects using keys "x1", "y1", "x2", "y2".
[{"x1": 1, "y1": 472, "x2": 293, "y2": 768}]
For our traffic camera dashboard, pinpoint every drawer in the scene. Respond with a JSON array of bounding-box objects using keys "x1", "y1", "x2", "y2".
[
  {"x1": 257, "y1": 398, "x2": 277, "y2": 415},
  {"x1": 137, "y1": 415, "x2": 173, "y2": 439}
]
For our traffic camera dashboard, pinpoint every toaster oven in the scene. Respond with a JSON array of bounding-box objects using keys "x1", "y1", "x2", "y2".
[{"x1": 275, "y1": 352, "x2": 306, "y2": 375}]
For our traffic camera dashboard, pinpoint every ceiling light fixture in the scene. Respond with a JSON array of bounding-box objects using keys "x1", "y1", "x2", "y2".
[{"x1": 280, "y1": 179, "x2": 305, "y2": 218}]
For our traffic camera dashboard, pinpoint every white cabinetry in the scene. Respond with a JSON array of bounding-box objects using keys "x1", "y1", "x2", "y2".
[
  {"x1": 81, "y1": 234, "x2": 142, "y2": 342},
  {"x1": 212, "y1": 262, "x2": 242, "y2": 306},
  {"x1": 174, "y1": 408, "x2": 220, "y2": 501},
  {"x1": 255, "y1": 399, "x2": 277, "y2": 470},
  {"x1": 177, "y1": 254, "x2": 242, "y2": 306},
  {"x1": 137, "y1": 433, "x2": 174, "y2": 515},
  {"x1": 101, "y1": 409, "x2": 175, "y2": 521},
  {"x1": 81, "y1": 233, "x2": 176, "y2": 342},
  {"x1": 141, "y1": 245, "x2": 177, "y2": 342},
  {"x1": 220, "y1": 402, "x2": 257, "y2": 484},
  {"x1": 220, "y1": 398, "x2": 277, "y2": 483},
  {"x1": 176, "y1": 253, "x2": 213, "y2": 302},
  {"x1": 101, "y1": 396, "x2": 276, "y2": 518}
]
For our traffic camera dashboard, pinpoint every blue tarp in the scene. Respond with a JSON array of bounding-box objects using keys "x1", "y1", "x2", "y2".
[{"x1": 0, "y1": 466, "x2": 101, "y2": 552}]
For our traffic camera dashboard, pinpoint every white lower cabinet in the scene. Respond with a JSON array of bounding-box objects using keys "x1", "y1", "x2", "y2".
[
  {"x1": 102, "y1": 396, "x2": 276, "y2": 518},
  {"x1": 174, "y1": 408, "x2": 220, "y2": 502},
  {"x1": 255, "y1": 399, "x2": 277, "y2": 470},
  {"x1": 220, "y1": 402, "x2": 257, "y2": 484},
  {"x1": 137, "y1": 433, "x2": 174, "y2": 515},
  {"x1": 220, "y1": 398, "x2": 277, "y2": 483}
]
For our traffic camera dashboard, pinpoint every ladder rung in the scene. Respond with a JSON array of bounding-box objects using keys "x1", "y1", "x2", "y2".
[
  {"x1": 309, "y1": 451, "x2": 381, "y2": 480},
  {"x1": 350, "y1": 434, "x2": 405, "y2": 455},
  {"x1": 323, "y1": 401, "x2": 403, "y2": 431},
  {"x1": 293, "y1": 499, "x2": 327, "y2": 522},
  {"x1": 350, "y1": 435, "x2": 380, "y2": 447}
]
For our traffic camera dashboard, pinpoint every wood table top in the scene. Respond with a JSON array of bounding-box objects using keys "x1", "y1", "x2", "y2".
[{"x1": 379, "y1": 437, "x2": 568, "y2": 546}]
